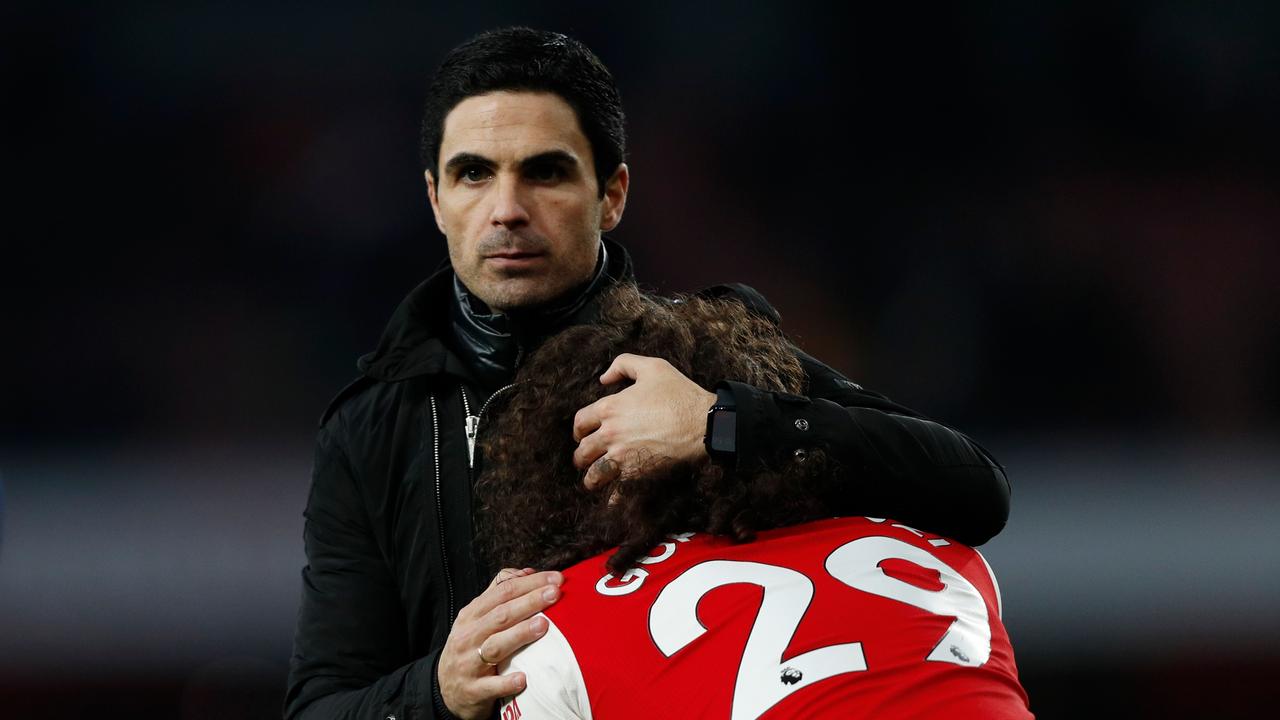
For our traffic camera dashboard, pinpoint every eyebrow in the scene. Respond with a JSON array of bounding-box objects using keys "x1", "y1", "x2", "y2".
[
  {"x1": 443, "y1": 152, "x2": 494, "y2": 175},
  {"x1": 442, "y1": 149, "x2": 582, "y2": 175},
  {"x1": 519, "y1": 150, "x2": 580, "y2": 170}
]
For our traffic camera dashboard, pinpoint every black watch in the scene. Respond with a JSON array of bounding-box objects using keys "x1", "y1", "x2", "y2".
[{"x1": 704, "y1": 387, "x2": 737, "y2": 464}]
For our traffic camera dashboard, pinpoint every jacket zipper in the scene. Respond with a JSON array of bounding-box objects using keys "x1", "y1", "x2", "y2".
[
  {"x1": 428, "y1": 394, "x2": 456, "y2": 623},
  {"x1": 434, "y1": 383, "x2": 519, "y2": 626},
  {"x1": 462, "y1": 384, "x2": 519, "y2": 469},
  {"x1": 460, "y1": 388, "x2": 476, "y2": 468}
]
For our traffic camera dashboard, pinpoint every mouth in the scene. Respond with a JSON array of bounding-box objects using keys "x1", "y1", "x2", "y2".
[{"x1": 484, "y1": 250, "x2": 547, "y2": 270}]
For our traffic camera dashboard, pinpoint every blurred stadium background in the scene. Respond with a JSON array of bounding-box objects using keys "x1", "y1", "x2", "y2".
[{"x1": 3, "y1": 2, "x2": 1278, "y2": 717}]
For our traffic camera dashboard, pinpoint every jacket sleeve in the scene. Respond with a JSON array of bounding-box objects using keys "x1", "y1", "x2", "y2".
[
  {"x1": 285, "y1": 419, "x2": 449, "y2": 720},
  {"x1": 720, "y1": 341, "x2": 1009, "y2": 546}
]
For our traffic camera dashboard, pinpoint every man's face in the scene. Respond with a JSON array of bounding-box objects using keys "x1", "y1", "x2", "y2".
[{"x1": 427, "y1": 91, "x2": 629, "y2": 312}]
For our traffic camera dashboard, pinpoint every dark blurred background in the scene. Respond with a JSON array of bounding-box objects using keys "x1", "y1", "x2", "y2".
[{"x1": 3, "y1": 2, "x2": 1279, "y2": 717}]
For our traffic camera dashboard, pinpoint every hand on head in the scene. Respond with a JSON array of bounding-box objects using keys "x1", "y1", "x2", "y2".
[{"x1": 572, "y1": 353, "x2": 717, "y2": 491}]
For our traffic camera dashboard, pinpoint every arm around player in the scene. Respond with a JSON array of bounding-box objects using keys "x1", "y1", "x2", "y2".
[{"x1": 570, "y1": 285, "x2": 1009, "y2": 547}]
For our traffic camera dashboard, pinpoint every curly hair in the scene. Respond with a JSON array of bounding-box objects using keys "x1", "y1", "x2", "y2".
[{"x1": 474, "y1": 284, "x2": 843, "y2": 575}]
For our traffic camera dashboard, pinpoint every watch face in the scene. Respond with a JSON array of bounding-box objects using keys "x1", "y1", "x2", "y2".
[{"x1": 710, "y1": 409, "x2": 736, "y2": 453}]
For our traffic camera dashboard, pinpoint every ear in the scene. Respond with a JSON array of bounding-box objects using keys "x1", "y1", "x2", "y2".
[
  {"x1": 599, "y1": 163, "x2": 629, "y2": 232},
  {"x1": 425, "y1": 170, "x2": 447, "y2": 235}
]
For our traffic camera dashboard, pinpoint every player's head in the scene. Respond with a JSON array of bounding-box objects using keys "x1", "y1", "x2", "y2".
[
  {"x1": 420, "y1": 27, "x2": 626, "y2": 199},
  {"x1": 421, "y1": 28, "x2": 630, "y2": 312},
  {"x1": 476, "y1": 285, "x2": 841, "y2": 575}
]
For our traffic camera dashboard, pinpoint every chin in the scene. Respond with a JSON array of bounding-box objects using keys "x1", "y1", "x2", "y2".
[{"x1": 484, "y1": 282, "x2": 564, "y2": 313}]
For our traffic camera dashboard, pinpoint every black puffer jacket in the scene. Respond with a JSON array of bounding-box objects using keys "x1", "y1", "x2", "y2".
[{"x1": 285, "y1": 241, "x2": 1010, "y2": 720}]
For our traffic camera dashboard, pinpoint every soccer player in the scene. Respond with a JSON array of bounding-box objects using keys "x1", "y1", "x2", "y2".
[{"x1": 475, "y1": 285, "x2": 1033, "y2": 719}]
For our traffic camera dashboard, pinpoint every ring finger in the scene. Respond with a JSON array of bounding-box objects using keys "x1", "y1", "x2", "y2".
[
  {"x1": 480, "y1": 613, "x2": 551, "y2": 667},
  {"x1": 477, "y1": 643, "x2": 500, "y2": 668}
]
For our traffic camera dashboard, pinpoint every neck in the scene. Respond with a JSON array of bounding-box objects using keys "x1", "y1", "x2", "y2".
[{"x1": 449, "y1": 243, "x2": 615, "y2": 393}]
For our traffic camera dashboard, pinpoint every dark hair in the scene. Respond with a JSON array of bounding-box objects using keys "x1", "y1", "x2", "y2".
[
  {"x1": 420, "y1": 27, "x2": 626, "y2": 197},
  {"x1": 475, "y1": 284, "x2": 843, "y2": 575}
]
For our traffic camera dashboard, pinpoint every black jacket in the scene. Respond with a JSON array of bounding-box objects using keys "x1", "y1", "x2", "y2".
[{"x1": 285, "y1": 241, "x2": 1010, "y2": 720}]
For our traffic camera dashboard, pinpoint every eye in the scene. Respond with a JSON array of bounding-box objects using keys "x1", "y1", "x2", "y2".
[
  {"x1": 526, "y1": 162, "x2": 567, "y2": 183},
  {"x1": 459, "y1": 165, "x2": 492, "y2": 184}
]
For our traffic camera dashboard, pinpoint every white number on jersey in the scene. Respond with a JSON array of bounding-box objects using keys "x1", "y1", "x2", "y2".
[
  {"x1": 647, "y1": 536, "x2": 991, "y2": 720},
  {"x1": 826, "y1": 536, "x2": 989, "y2": 667},
  {"x1": 650, "y1": 561, "x2": 867, "y2": 720}
]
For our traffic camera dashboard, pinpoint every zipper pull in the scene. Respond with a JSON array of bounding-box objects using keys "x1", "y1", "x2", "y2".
[{"x1": 465, "y1": 415, "x2": 480, "y2": 469}]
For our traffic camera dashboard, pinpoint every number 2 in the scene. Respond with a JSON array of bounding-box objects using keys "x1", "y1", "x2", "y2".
[
  {"x1": 648, "y1": 536, "x2": 991, "y2": 720},
  {"x1": 650, "y1": 561, "x2": 867, "y2": 720}
]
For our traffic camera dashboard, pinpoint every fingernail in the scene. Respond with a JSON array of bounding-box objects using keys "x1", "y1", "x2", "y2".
[
  {"x1": 542, "y1": 586, "x2": 559, "y2": 602},
  {"x1": 531, "y1": 616, "x2": 548, "y2": 634},
  {"x1": 512, "y1": 674, "x2": 526, "y2": 691},
  {"x1": 547, "y1": 571, "x2": 564, "y2": 585}
]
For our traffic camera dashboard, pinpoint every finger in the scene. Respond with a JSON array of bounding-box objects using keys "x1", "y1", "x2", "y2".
[
  {"x1": 472, "y1": 570, "x2": 563, "y2": 617},
  {"x1": 489, "y1": 567, "x2": 534, "y2": 588},
  {"x1": 572, "y1": 431, "x2": 609, "y2": 470},
  {"x1": 483, "y1": 613, "x2": 551, "y2": 665},
  {"x1": 572, "y1": 402, "x2": 603, "y2": 443},
  {"x1": 583, "y1": 455, "x2": 620, "y2": 491},
  {"x1": 470, "y1": 671, "x2": 528, "y2": 703},
  {"x1": 600, "y1": 352, "x2": 646, "y2": 385},
  {"x1": 476, "y1": 642, "x2": 500, "y2": 668},
  {"x1": 480, "y1": 575, "x2": 563, "y2": 635}
]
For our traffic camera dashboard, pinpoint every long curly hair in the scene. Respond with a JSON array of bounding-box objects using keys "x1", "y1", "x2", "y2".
[{"x1": 474, "y1": 283, "x2": 840, "y2": 575}]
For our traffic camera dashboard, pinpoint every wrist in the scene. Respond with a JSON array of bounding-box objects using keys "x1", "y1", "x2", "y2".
[
  {"x1": 433, "y1": 653, "x2": 465, "y2": 720},
  {"x1": 703, "y1": 386, "x2": 737, "y2": 466}
]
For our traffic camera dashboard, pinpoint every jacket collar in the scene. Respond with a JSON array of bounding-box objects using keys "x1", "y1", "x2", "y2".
[{"x1": 356, "y1": 237, "x2": 634, "y2": 384}]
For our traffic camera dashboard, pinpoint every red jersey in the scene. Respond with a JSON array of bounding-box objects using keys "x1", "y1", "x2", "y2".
[{"x1": 500, "y1": 516, "x2": 1032, "y2": 720}]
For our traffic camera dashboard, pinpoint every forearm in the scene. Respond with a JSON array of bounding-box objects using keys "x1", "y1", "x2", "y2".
[
  {"x1": 691, "y1": 284, "x2": 1010, "y2": 544},
  {"x1": 722, "y1": 380, "x2": 1009, "y2": 545}
]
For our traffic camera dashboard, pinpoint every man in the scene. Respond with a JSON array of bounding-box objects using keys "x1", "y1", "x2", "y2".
[
  {"x1": 473, "y1": 285, "x2": 1032, "y2": 719},
  {"x1": 286, "y1": 27, "x2": 1011, "y2": 720}
]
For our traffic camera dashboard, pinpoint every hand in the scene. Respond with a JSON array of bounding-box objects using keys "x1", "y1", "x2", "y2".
[
  {"x1": 437, "y1": 567, "x2": 563, "y2": 719},
  {"x1": 572, "y1": 353, "x2": 717, "y2": 491}
]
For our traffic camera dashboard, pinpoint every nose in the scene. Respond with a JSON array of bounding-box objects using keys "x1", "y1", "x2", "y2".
[{"x1": 489, "y1": 174, "x2": 531, "y2": 228}]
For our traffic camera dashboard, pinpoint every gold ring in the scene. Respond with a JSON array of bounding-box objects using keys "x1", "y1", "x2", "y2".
[{"x1": 477, "y1": 646, "x2": 498, "y2": 667}]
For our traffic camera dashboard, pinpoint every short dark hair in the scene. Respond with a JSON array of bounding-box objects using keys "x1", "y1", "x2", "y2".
[{"x1": 420, "y1": 27, "x2": 626, "y2": 197}]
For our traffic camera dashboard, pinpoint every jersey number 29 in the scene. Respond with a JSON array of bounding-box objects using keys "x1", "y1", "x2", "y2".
[{"x1": 648, "y1": 536, "x2": 991, "y2": 720}]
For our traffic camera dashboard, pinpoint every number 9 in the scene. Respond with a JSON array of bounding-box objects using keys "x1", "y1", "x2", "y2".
[{"x1": 826, "y1": 536, "x2": 991, "y2": 667}]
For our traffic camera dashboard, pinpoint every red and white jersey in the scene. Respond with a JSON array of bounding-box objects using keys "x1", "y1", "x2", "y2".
[{"x1": 500, "y1": 516, "x2": 1033, "y2": 720}]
